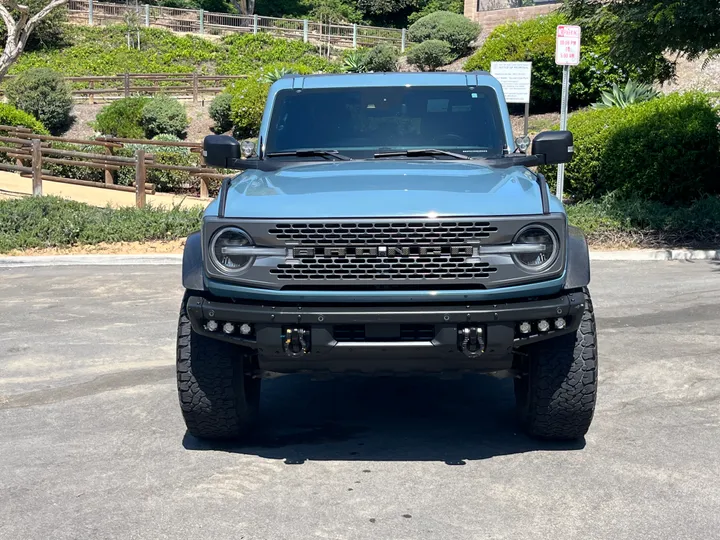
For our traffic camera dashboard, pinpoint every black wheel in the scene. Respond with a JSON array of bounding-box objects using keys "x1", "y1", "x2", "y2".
[
  {"x1": 176, "y1": 293, "x2": 261, "y2": 440},
  {"x1": 515, "y1": 289, "x2": 598, "y2": 440}
]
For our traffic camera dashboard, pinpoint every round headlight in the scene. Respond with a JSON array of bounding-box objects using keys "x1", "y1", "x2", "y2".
[
  {"x1": 512, "y1": 224, "x2": 558, "y2": 272},
  {"x1": 209, "y1": 227, "x2": 254, "y2": 275}
]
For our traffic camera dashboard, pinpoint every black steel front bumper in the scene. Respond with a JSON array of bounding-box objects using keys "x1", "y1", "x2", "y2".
[{"x1": 186, "y1": 291, "x2": 586, "y2": 374}]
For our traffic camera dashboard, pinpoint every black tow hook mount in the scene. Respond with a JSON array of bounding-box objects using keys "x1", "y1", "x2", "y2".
[
  {"x1": 283, "y1": 327, "x2": 310, "y2": 357},
  {"x1": 458, "y1": 326, "x2": 485, "y2": 358}
]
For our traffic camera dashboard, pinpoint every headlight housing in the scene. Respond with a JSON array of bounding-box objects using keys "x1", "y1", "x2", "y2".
[
  {"x1": 209, "y1": 227, "x2": 254, "y2": 275},
  {"x1": 512, "y1": 224, "x2": 559, "y2": 272}
]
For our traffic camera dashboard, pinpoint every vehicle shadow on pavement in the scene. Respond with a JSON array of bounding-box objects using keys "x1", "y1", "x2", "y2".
[{"x1": 182, "y1": 374, "x2": 585, "y2": 463}]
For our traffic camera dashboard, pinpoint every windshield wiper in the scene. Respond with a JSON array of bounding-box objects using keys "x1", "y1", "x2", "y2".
[
  {"x1": 374, "y1": 148, "x2": 470, "y2": 160},
  {"x1": 265, "y1": 150, "x2": 351, "y2": 161}
]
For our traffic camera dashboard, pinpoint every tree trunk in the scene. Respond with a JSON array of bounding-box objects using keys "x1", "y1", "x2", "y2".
[{"x1": 0, "y1": 1, "x2": 69, "y2": 82}]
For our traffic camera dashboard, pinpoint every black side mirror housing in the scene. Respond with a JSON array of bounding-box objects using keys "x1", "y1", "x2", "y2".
[
  {"x1": 203, "y1": 135, "x2": 239, "y2": 167},
  {"x1": 532, "y1": 130, "x2": 574, "y2": 165}
]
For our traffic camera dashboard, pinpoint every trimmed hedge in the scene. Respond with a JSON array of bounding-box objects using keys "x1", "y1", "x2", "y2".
[
  {"x1": 0, "y1": 103, "x2": 47, "y2": 134},
  {"x1": 362, "y1": 43, "x2": 399, "y2": 73},
  {"x1": 408, "y1": 11, "x2": 480, "y2": 57},
  {"x1": 541, "y1": 92, "x2": 720, "y2": 205},
  {"x1": 464, "y1": 13, "x2": 654, "y2": 111},
  {"x1": 209, "y1": 92, "x2": 233, "y2": 134},
  {"x1": 139, "y1": 95, "x2": 189, "y2": 138},
  {"x1": 407, "y1": 40, "x2": 453, "y2": 71},
  {"x1": 5, "y1": 68, "x2": 73, "y2": 135},
  {"x1": 94, "y1": 97, "x2": 149, "y2": 138}
]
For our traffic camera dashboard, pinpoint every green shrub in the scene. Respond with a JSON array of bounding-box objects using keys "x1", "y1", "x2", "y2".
[
  {"x1": 209, "y1": 92, "x2": 233, "y2": 134},
  {"x1": 228, "y1": 75, "x2": 271, "y2": 139},
  {"x1": 5, "y1": 68, "x2": 73, "y2": 134},
  {"x1": 464, "y1": 13, "x2": 654, "y2": 111},
  {"x1": 362, "y1": 43, "x2": 399, "y2": 73},
  {"x1": 0, "y1": 103, "x2": 47, "y2": 134},
  {"x1": 541, "y1": 92, "x2": 720, "y2": 205},
  {"x1": 95, "y1": 97, "x2": 149, "y2": 138},
  {"x1": 139, "y1": 95, "x2": 189, "y2": 138},
  {"x1": 0, "y1": 196, "x2": 203, "y2": 253},
  {"x1": 567, "y1": 194, "x2": 720, "y2": 248},
  {"x1": 408, "y1": 11, "x2": 480, "y2": 57},
  {"x1": 407, "y1": 0, "x2": 464, "y2": 25},
  {"x1": 407, "y1": 40, "x2": 453, "y2": 71}
]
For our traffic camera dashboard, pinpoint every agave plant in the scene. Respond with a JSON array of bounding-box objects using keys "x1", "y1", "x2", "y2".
[
  {"x1": 259, "y1": 66, "x2": 296, "y2": 84},
  {"x1": 592, "y1": 80, "x2": 660, "y2": 110},
  {"x1": 343, "y1": 50, "x2": 367, "y2": 73}
]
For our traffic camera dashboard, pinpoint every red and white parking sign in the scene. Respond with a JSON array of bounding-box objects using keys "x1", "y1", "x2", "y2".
[{"x1": 555, "y1": 25, "x2": 582, "y2": 66}]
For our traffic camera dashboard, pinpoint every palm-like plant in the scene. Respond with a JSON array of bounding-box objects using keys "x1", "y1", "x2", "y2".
[
  {"x1": 343, "y1": 50, "x2": 367, "y2": 73},
  {"x1": 591, "y1": 80, "x2": 660, "y2": 110},
  {"x1": 259, "y1": 66, "x2": 295, "y2": 84}
]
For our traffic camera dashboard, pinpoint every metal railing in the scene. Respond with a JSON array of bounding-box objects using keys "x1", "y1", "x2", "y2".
[{"x1": 67, "y1": 0, "x2": 407, "y2": 51}]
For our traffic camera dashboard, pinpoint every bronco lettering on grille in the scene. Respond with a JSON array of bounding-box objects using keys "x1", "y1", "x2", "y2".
[{"x1": 293, "y1": 245, "x2": 474, "y2": 258}]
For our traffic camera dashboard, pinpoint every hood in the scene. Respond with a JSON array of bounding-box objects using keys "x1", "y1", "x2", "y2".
[{"x1": 207, "y1": 160, "x2": 562, "y2": 219}]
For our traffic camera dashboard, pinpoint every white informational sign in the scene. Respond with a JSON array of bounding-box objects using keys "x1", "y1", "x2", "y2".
[
  {"x1": 490, "y1": 61, "x2": 532, "y2": 104},
  {"x1": 555, "y1": 25, "x2": 582, "y2": 66}
]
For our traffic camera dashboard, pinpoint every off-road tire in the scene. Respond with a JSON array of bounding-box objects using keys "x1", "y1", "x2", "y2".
[
  {"x1": 177, "y1": 293, "x2": 260, "y2": 440},
  {"x1": 515, "y1": 288, "x2": 598, "y2": 440}
]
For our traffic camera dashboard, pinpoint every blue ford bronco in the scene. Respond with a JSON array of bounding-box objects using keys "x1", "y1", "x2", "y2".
[{"x1": 177, "y1": 72, "x2": 597, "y2": 441}]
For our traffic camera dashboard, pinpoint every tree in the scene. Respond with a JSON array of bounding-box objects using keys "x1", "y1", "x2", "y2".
[
  {"x1": 230, "y1": 0, "x2": 255, "y2": 15},
  {"x1": 564, "y1": 0, "x2": 720, "y2": 82},
  {"x1": 0, "y1": 0, "x2": 68, "y2": 79}
]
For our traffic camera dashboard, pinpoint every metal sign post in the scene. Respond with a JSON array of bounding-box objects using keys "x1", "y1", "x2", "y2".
[
  {"x1": 555, "y1": 25, "x2": 581, "y2": 200},
  {"x1": 490, "y1": 62, "x2": 532, "y2": 138}
]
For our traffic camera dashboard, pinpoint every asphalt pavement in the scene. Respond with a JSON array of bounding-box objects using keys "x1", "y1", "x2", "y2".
[{"x1": 1, "y1": 261, "x2": 719, "y2": 540}]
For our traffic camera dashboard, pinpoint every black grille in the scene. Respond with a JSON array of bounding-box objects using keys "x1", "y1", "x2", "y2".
[
  {"x1": 334, "y1": 324, "x2": 436, "y2": 342},
  {"x1": 271, "y1": 256, "x2": 497, "y2": 281},
  {"x1": 268, "y1": 221, "x2": 498, "y2": 246}
]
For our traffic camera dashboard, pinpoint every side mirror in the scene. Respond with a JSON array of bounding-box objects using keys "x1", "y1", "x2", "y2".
[
  {"x1": 531, "y1": 130, "x2": 574, "y2": 165},
  {"x1": 203, "y1": 135, "x2": 239, "y2": 167}
]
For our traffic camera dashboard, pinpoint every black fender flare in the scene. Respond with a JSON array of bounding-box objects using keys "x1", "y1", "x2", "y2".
[
  {"x1": 182, "y1": 231, "x2": 206, "y2": 292},
  {"x1": 564, "y1": 225, "x2": 591, "y2": 290}
]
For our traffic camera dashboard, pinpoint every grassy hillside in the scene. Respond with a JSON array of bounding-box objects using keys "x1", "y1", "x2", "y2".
[{"x1": 10, "y1": 26, "x2": 340, "y2": 76}]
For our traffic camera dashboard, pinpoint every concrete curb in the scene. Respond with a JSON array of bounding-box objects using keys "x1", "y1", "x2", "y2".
[
  {"x1": 0, "y1": 254, "x2": 182, "y2": 268},
  {"x1": 590, "y1": 249, "x2": 720, "y2": 261},
  {"x1": 0, "y1": 250, "x2": 718, "y2": 267}
]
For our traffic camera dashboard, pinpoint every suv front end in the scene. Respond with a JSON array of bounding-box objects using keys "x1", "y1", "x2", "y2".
[{"x1": 176, "y1": 73, "x2": 597, "y2": 442}]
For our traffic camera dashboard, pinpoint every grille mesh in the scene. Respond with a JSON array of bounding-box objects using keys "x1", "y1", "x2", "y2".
[
  {"x1": 268, "y1": 221, "x2": 498, "y2": 246},
  {"x1": 271, "y1": 256, "x2": 497, "y2": 281},
  {"x1": 267, "y1": 220, "x2": 499, "y2": 282}
]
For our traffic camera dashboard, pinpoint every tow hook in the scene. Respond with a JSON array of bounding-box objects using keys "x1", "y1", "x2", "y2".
[
  {"x1": 283, "y1": 327, "x2": 310, "y2": 357},
  {"x1": 458, "y1": 326, "x2": 485, "y2": 358}
]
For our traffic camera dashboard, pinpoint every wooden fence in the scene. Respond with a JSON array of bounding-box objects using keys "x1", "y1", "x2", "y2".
[
  {"x1": 0, "y1": 125, "x2": 232, "y2": 205},
  {"x1": 0, "y1": 73, "x2": 247, "y2": 103},
  {"x1": 66, "y1": 0, "x2": 407, "y2": 51}
]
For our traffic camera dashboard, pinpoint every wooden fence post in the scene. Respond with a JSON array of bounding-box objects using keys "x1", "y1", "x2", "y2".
[
  {"x1": 124, "y1": 73, "x2": 130, "y2": 98},
  {"x1": 135, "y1": 149, "x2": 146, "y2": 208},
  {"x1": 32, "y1": 139, "x2": 42, "y2": 196},
  {"x1": 104, "y1": 145, "x2": 115, "y2": 185},
  {"x1": 192, "y1": 72, "x2": 199, "y2": 103},
  {"x1": 198, "y1": 151, "x2": 209, "y2": 198}
]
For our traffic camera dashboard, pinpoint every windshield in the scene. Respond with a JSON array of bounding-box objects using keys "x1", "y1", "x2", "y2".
[{"x1": 264, "y1": 85, "x2": 507, "y2": 159}]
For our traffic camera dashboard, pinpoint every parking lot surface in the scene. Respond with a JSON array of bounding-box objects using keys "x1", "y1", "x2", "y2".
[{"x1": 1, "y1": 261, "x2": 719, "y2": 540}]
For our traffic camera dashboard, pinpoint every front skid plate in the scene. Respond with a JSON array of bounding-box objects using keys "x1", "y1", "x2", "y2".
[{"x1": 184, "y1": 292, "x2": 586, "y2": 372}]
